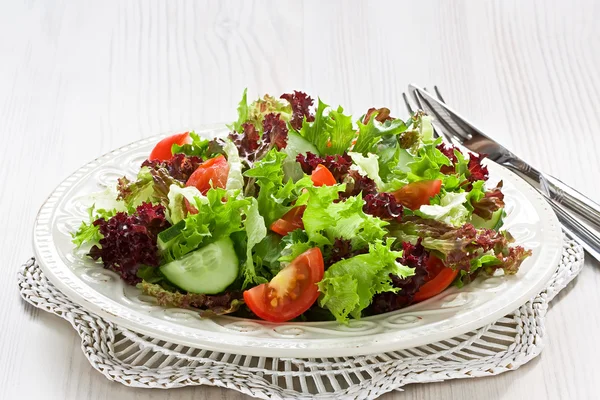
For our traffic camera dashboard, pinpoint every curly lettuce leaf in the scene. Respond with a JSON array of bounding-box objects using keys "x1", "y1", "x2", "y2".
[
  {"x1": 248, "y1": 94, "x2": 291, "y2": 130},
  {"x1": 302, "y1": 185, "x2": 388, "y2": 249},
  {"x1": 139, "y1": 281, "x2": 243, "y2": 316},
  {"x1": 323, "y1": 106, "x2": 355, "y2": 155},
  {"x1": 299, "y1": 98, "x2": 330, "y2": 153},
  {"x1": 470, "y1": 181, "x2": 505, "y2": 220},
  {"x1": 228, "y1": 88, "x2": 249, "y2": 134},
  {"x1": 171, "y1": 131, "x2": 211, "y2": 157},
  {"x1": 388, "y1": 216, "x2": 532, "y2": 275},
  {"x1": 245, "y1": 149, "x2": 313, "y2": 225},
  {"x1": 406, "y1": 138, "x2": 452, "y2": 179},
  {"x1": 416, "y1": 191, "x2": 470, "y2": 226},
  {"x1": 318, "y1": 240, "x2": 414, "y2": 323},
  {"x1": 348, "y1": 152, "x2": 384, "y2": 189},
  {"x1": 71, "y1": 205, "x2": 117, "y2": 249},
  {"x1": 244, "y1": 148, "x2": 287, "y2": 186},
  {"x1": 353, "y1": 113, "x2": 408, "y2": 154},
  {"x1": 280, "y1": 91, "x2": 315, "y2": 131},
  {"x1": 117, "y1": 167, "x2": 156, "y2": 209},
  {"x1": 228, "y1": 89, "x2": 292, "y2": 135}
]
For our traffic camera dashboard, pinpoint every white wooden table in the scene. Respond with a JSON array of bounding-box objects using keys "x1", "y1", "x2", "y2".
[{"x1": 2, "y1": 1, "x2": 599, "y2": 399}]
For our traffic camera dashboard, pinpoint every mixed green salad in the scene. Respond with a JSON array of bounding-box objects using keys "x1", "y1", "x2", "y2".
[{"x1": 72, "y1": 90, "x2": 531, "y2": 323}]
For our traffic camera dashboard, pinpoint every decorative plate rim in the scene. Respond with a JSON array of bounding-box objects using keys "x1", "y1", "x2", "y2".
[{"x1": 33, "y1": 125, "x2": 563, "y2": 357}]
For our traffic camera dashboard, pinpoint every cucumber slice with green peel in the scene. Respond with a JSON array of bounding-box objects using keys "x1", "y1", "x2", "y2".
[
  {"x1": 157, "y1": 220, "x2": 185, "y2": 253},
  {"x1": 470, "y1": 208, "x2": 505, "y2": 231},
  {"x1": 159, "y1": 237, "x2": 239, "y2": 294}
]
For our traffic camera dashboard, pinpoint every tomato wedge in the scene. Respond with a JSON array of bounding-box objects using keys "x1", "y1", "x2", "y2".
[
  {"x1": 311, "y1": 164, "x2": 336, "y2": 187},
  {"x1": 243, "y1": 248, "x2": 325, "y2": 322},
  {"x1": 392, "y1": 179, "x2": 442, "y2": 210},
  {"x1": 413, "y1": 256, "x2": 459, "y2": 302},
  {"x1": 185, "y1": 155, "x2": 229, "y2": 194},
  {"x1": 270, "y1": 205, "x2": 306, "y2": 236},
  {"x1": 149, "y1": 132, "x2": 191, "y2": 161}
]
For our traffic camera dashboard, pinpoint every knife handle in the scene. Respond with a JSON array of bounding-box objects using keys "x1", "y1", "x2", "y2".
[
  {"x1": 540, "y1": 172, "x2": 600, "y2": 232},
  {"x1": 505, "y1": 162, "x2": 600, "y2": 262},
  {"x1": 507, "y1": 158, "x2": 600, "y2": 232},
  {"x1": 547, "y1": 197, "x2": 600, "y2": 263}
]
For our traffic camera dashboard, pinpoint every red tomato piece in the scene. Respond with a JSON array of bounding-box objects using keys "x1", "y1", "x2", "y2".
[
  {"x1": 149, "y1": 132, "x2": 191, "y2": 161},
  {"x1": 243, "y1": 248, "x2": 325, "y2": 322},
  {"x1": 270, "y1": 206, "x2": 306, "y2": 236},
  {"x1": 311, "y1": 164, "x2": 337, "y2": 187},
  {"x1": 413, "y1": 256, "x2": 459, "y2": 302},
  {"x1": 185, "y1": 155, "x2": 229, "y2": 194},
  {"x1": 392, "y1": 179, "x2": 442, "y2": 210}
]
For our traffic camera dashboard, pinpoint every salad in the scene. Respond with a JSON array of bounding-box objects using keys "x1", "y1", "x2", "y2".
[{"x1": 72, "y1": 90, "x2": 531, "y2": 324}]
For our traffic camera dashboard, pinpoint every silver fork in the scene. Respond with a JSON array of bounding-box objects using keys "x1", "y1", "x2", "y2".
[{"x1": 401, "y1": 86, "x2": 600, "y2": 262}]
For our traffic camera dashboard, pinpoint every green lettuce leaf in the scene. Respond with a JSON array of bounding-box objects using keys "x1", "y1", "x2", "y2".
[
  {"x1": 323, "y1": 106, "x2": 355, "y2": 155},
  {"x1": 282, "y1": 131, "x2": 320, "y2": 181},
  {"x1": 244, "y1": 148, "x2": 287, "y2": 186},
  {"x1": 252, "y1": 233, "x2": 285, "y2": 276},
  {"x1": 71, "y1": 205, "x2": 117, "y2": 249},
  {"x1": 117, "y1": 167, "x2": 156, "y2": 209},
  {"x1": 302, "y1": 185, "x2": 388, "y2": 248},
  {"x1": 416, "y1": 191, "x2": 470, "y2": 226},
  {"x1": 406, "y1": 137, "x2": 451, "y2": 180},
  {"x1": 223, "y1": 138, "x2": 245, "y2": 192},
  {"x1": 228, "y1": 89, "x2": 249, "y2": 133},
  {"x1": 171, "y1": 131, "x2": 211, "y2": 157},
  {"x1": 245, "y1": 149, "x2": 313, "y2": 225},
  {"x1": 455, "y1": 253, "x2": 502, "y2": 287},
  {"x1": 228, "y1": 89, "x2": 292, "y2": 134},
  {"x1": 241, "y1": 198, "x2": 269, "y2": 288},
  {"x1": 348, "y1": 152, "x2": 384, "y2": 189},
  {"x1": 375, "y1": 135, "x2": 406, "y2": 182},
  {"x1": 279, "y1": 229, "x2": 312, "y2": 264},
  {"x1": 299, "y1": 98, "x2": 330, "y2": 153},
  {"x1": 465, "y1": 180, "x2": 486, "y2": 212},
  {"x1": 318, "y1": 239, "x2": 414, "y2": 323},
  {"x1": 353, "y1": 113, "x2": 408, "y2": 154},
  {"x1": 166, "y1": 184, "x2": 207, "y2": 224}
]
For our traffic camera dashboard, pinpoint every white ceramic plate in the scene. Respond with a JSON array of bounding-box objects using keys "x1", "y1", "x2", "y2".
[{"x1": 34, "y1": 125, "x2": 562, "y2": 358}]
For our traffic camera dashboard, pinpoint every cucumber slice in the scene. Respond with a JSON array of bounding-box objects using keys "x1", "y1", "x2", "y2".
[
  {"x1": 159, "y1": 237, "x2": 239, "y2": 294},
  {"x1": 157, "y1": 220, "x2": 185, "y2": 253},
  {"x1": 470, "y1": 208, "x2": 505, "y2": 230}
]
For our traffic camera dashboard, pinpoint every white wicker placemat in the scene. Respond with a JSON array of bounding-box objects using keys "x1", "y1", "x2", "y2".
[{"x1": 17, "y1": 238, "x2": 584, "y2": 400}]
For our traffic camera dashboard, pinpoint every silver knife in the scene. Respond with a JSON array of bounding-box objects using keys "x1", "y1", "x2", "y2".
[{"x1": 410, "y1": 84, "x2": 600, "y2": 232}]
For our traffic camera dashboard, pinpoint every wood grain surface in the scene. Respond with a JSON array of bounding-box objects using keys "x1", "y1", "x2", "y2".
[{"x1": 1, "y1": 0, "x2": 599, "y2": 399}]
